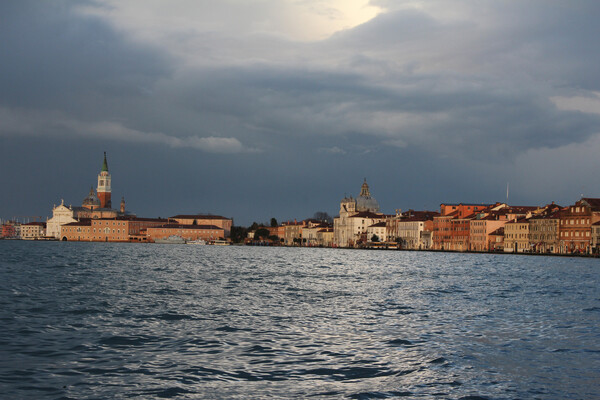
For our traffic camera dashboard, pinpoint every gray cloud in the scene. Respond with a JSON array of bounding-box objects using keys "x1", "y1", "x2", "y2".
[{"x1": 2, "y1": 0, "x2": 600, "y2": 223}]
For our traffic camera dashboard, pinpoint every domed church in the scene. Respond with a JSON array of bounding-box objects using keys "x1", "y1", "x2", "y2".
[
  {"x1": 46, "y1": 153, "x2": 132, "y2": 238},
  {"x1": 333, "y1": 179, "x2": 386, "y2": 247}
]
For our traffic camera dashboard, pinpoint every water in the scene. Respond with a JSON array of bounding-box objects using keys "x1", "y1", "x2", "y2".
[{"x1": 1, "y1": 241, "x2": 599, "y2": 399}]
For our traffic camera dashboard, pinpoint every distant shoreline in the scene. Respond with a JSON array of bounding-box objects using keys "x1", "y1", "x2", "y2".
[{"x1": 4, "y1": 238, "x2": 599, "y2": 259}]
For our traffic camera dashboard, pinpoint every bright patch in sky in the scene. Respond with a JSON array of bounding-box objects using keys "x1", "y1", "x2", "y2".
[
  {"x1": 80, "y1": 0, "x2": 382, "y2": 43},
  {"x1": 551, "y1": 92, "x2": 600, "y2": 115}
]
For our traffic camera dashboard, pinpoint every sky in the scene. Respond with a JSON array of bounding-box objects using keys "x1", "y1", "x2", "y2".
[{"x1": 2, "y1": 0, "x2": 600, "y2": 226}]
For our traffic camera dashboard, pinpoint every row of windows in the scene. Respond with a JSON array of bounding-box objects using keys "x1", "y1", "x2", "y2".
[
  {"x1": 93, "y1": 221, "x2": 126, "y2": 227},
  {"x1": 561, "y1": 231, "x2": 590, "y2": 238},
  {"x1": 561, "y1": 218, "x2": 590, "y2": 225}
]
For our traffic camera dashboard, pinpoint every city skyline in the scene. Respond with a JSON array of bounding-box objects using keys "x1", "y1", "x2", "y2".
[{"x1": 2, "y1": 1, "x2": 600, "y2": 226}]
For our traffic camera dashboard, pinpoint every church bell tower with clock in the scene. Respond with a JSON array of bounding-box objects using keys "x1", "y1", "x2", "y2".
[{"x1": 97, "y1": 152, "x2": 112, "y2": 209}]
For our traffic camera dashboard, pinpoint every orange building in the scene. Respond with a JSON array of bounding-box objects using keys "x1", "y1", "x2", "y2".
[
  {"x1": 170, "y1": 214, "x2": 232, "y2": 237},
  {"x1": 469, "y1": 214, "x2": 508, "y2": 252},
  {"x1": 440, "y1": 203, "x2": 489, "y2": 218},
  {"x1": 267, "y1": 225, "x2": 286, "y2": 239},
  {"x1": 432, "y1": 213, "x2": 456, "y2": 250},
  {"x1": 61, "y1": 217, "x2": 168, "y2": 242},
  {"x1": 558, "y1": 198, "x2": 600, "y2": 254},
  {"x1": 146, "y1": 224, "x2": 224, "y2": 242}
]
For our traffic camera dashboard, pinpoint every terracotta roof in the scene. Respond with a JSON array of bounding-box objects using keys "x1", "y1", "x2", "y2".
[
  {"x1": 350, "y1": 211, "x2": 384, "y2": 218},
  {"x1": 435, "y1": 210, "x2": 460, "y2": 218},
  {"x1": 581, "y1": 198, "x2": 600, "y2": 211},
  {"x1": 64, "y1": 220, "x2": 92, "y2": 227},
  {"x1": 369, "y1": 222, "x2": 387, "y2": 228},
  {"x1": 154, "y1": 224, "x2": 223, "y2": 230},
  {"x1": 398, "y1": 216, "x2": 431, "y2": 222},
  {"x1": 95, "y1": 216, "x2": 169, "y2": 222},
  {"x1": 23, "y1": 222, "x2": 46, "y2": 226},
  {"x1": 490, "y1": 227, "x2": 505, "y2": 235},
  {"x1": 170, "y1": 214, "x2": 230, "y2": 220},
  {"x1": 440, "y1": 203, "x2": 490, "y2": 207},
  {"x1": 401, "y1": 211, "x2": 440, "y2": 221},
  {"x1": 282, "y1": 221, "x2": 305, "y2": 226},
  {"x1": 506, "y1": 216, "x2": 529, "y2": 224}
]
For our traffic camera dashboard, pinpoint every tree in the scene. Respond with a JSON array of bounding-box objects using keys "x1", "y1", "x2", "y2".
[
  {"x1": 230, "y1": 226, "x2": 248, "y2": 243},
  {"x1": 270, "y1": 217, "x2": 278, "y2": 227},
  {"x1": 313, "y1": 211, "x2": 333, "y2": 223},
  {"x1": 371, "y1": 234, "x2": 380, "y2": 243},
  {"x1": 255, "y1": 228, "x2": 270, "y2": 239}
]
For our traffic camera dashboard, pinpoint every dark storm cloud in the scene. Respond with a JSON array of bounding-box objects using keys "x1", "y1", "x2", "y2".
[{"x1": 0, "y1": 1, "x2": 170, "y2": 109}]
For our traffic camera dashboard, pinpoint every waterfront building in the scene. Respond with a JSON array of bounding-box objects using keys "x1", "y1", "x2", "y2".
[
  {"x1": 439, "y1": 203, "x2": 490, "y2": 218},
  {"x1": 46, "y1": 201, "x2": 78, "y2": 238},
  {"x1": 1, "y1": 221, "x2": 18, "y2": 238},
  {"x1": 489, "y1": 227, "x2": 505, "y2": 251},
  {"x1": 449, "y1": 216, "x2": 474, "y2": 251},
  {"x1": 282, "y1": 220, "x2": 305, "y2": 245},
  {"x1": 388, "y1": 210, "x2": 439, "y2": 249},
  {"x1": 503, "y1": 217, "x2": 530, "y2": 253},
  {"x1": 366, "y1": 221, "x2": 387, "y2": 243},
  {"x1": 432, "y1": 212, "x2": 456, "y2": 250},
  {"x1": 170, "y1": 214, "x2": 232, "y2": 237},
  {"x1": 469, "y1": 214, "x2": 508, "y2": 252},
  {"x1": 267, "y1": 225, "x2": 286, "y2": 240},
  {"x1": 432, "y1": 203, "x2": 490, "y2": 251},
  {"x1": 302, "y1": 223, "x2": 331, "y2": 246},
  {"x1": 592, "y1": 222, "x2": 600, "y2": 255},
  {"x1": 528, "y1": 204, "x2": 563, "y2": 254},
  {"x1": 146, "y1": 224, "x2": 225, "y2": 243},
  {"x1": 557, "y1": 198, "x2": 600, "y2": 254},
  {"x1": 317, "y1": 227, "x2": 334, "y2": 247},
  {"x1": 20, "y1": 222, "x2": 46, "y2": 240},
  {"x1": 333, "y1": 180, "x2": 386, "y2": 247},
  {"x1": 60, "y1": 217, "x2": 168, "y2": 242},
  {"x1": 60, "y1": 219, "x2": 92, "y2": 241}
]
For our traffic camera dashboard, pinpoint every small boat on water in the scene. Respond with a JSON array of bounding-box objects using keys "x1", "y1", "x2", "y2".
[
  {"x1": 210, "y1": 239, "x2": 231, "y2": 246},
  {"x1": 186, "y1": 239, "x2": 207, "y2": 245},
  {"x1": 154, "y1": 235, "x2": 186, "y2": 244}
]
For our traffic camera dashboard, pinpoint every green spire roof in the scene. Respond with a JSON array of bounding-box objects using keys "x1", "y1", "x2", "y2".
[{"x1": 101, "y1": 152, "x2": 108, "y2": 172}]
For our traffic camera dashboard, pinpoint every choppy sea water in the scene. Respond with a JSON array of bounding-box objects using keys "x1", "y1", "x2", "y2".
[{"x1": 0, "y1": 242, "x2": 599, "y2": 399}]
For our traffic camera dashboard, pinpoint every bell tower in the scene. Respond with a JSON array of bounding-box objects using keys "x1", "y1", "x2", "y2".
[{"x1": 97, "y1": 152, "x2": 112, "y2": 209}]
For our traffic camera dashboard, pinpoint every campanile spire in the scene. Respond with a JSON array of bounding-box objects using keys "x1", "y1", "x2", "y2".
[{"x1": 97, "y1": 152, "x2": 112, "y2": 209}]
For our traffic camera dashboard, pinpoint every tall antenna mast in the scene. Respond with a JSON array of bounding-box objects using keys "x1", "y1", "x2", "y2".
[{"x1": 506, "y1": 182, "x2": 509, "y2": 204}]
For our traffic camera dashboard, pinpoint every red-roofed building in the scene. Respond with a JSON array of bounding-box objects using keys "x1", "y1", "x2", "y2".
[
  {"x1": 170, "y1": 214, "x2": 232, "y2": 237},
  {"x1": 557, "y1": 198, "x2": 600, "y2": 254},
  {"x1": 592, "y1": 221, "x2": 600, "y2": 255},
  {"x1": 146, "y1": 223, "x2": 225, "y2": 243},
  {"x1": 61, "y1": 217, "x2": 169, "y2": 242},
  {"x1": 21, "y1": 222, "x2": 46, "y2": 240}
]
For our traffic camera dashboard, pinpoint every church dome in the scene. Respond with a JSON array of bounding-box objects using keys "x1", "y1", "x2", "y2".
[
  {"x1": 82, "y1": 187, "x2": 101, "y2": 208},
  {"x1": 355, "y1": 179, "x2": 380, "y2": 212}
]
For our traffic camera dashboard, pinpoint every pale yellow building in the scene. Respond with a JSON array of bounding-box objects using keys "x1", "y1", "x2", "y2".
[
  {"x1": 20, "y1": 222, "x2": 46, "y2": 240},
  {"x1": 504, "y1": 218, "x2": 530, "y2": 253}
]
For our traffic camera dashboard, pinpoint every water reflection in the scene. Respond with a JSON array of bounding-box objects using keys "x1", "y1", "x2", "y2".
[{"x1": 0, "y1": 242, "x2": 598, "y2": 399}]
